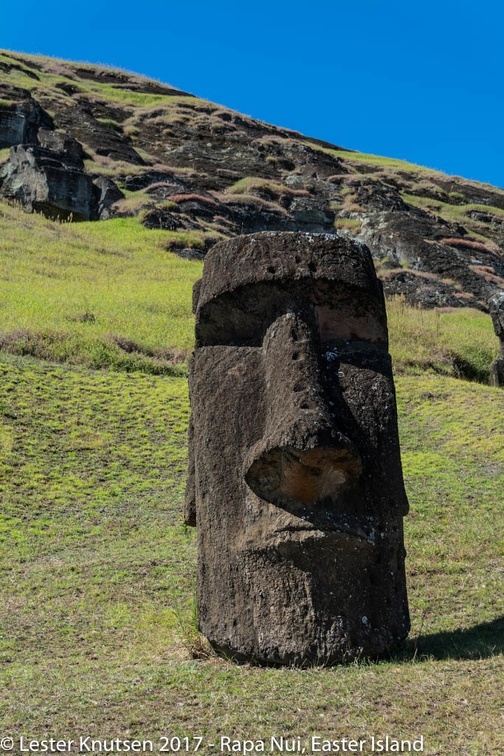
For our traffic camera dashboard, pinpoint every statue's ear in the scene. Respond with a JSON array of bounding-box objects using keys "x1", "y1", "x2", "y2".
[
  {"x1": 185, "y1": 284, "x2": 201, "y2": 528},
  {"x1": 192, "y1": 279, "x2": 202, "y2": 315},
  {"x1": 184, "y1": 414, "x2": 197, "y2": 527}
]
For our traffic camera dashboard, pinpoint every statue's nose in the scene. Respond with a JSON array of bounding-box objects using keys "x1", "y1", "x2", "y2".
[{"x1": 245, "y1": 312, "x2": 361, "y2": 507}]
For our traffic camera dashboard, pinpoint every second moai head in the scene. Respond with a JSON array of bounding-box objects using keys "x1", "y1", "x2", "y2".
[
  {"x1": 186, "y1": 232, "x2": 410, "y2": 665},
  {"x1": 489, "y1": 292, "x2": 504, "y2": 387}
]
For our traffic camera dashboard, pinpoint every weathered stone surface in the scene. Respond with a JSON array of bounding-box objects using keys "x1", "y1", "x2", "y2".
[
  {"x1": 0, "y1": 144, "x2": 93, "y2": 220},
  {"x1": 37, "y1": 127, "x2": 85, "y2": 168},
  {"x1": 223, "y1": 195, "x2": 335, "y2": 235},
  {"x1": 92, "y1": 175, "x2": 125, "y2": 219},
  {"x1": 139, "y1": 191, "x2": 336, "y2": 237},
  {"x1": 186, "y1": 231, "x2": 410, "y2": 665},
  {"x1": 0, "y1": 82, "x2": 121, "y2": 221},
  {"x1": 0, "y1": 141, "x2": 123, "y2": 221},
  {"x1": 124, "y1": 171, "x2": 188, "y2": 193},
  {"x1": 489, "y1": 292, "x2": 504, "y2": 386},
  {"x1": 0, "y1": 84, "x2": 53, "y2": 148},
  {"x1": 357, "y1": 202, "x2": 503, "y2": 311},
  {"x1": 381, "y1": 269, "x2": 482, "y2": 309},
  {"x1": 141, "y1": 207, "x2": 183, "y2": 231}
]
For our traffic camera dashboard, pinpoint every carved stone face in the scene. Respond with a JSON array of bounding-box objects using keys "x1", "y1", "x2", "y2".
[{"x1": 186, "y1": 232, "x2": 410, "y2": 665}]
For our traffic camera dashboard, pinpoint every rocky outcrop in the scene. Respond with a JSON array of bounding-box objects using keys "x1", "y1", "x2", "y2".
[
  {"x1": 359, "y1": 212, "x2": 502, "y2": 310},
  {"x1": 1, "y1": 50, "x2": 504, "y2": 309},
  {"x1": 1, "y1": 142, "x2": 95, "y2": 220},
  {"x1": 139, "y1": 189, "x2": 335, "y2": 237},
  {"x1": 93, "y1": 175, "x2": 125, "y2": 219},
  {"x1": 381, "y1": 269, "x2": 482, "y2": 309},
  {"x1": 0, "y1": 91, "x2": 124, "y2": 221},
  {"x1": 0, "y1": 130, "x2": 124, "y2": 220},
  {"x1": 0, "y1": 83, "x2": 53, "y2": 148},
  {"x1": 51, "y1": 97, "x2": 147, "y2": 166}
]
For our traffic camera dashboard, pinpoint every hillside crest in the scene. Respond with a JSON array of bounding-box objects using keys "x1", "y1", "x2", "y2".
[{"x1": 1, "y1": 49, "x2": 504, "y2": 311}]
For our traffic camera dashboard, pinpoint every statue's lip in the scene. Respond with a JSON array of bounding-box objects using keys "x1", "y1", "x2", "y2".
[
  {"x1": 274, "y1": 525, "x2": 375, "y2": 545},
  {"x1": 238, "y1": 521, "x2": 376, "y2": 553}
]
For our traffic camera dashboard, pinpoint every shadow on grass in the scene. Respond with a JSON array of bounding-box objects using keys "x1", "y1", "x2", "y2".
[{"x1": 393, "y1": 615, "x2": 504, "y2": 662}]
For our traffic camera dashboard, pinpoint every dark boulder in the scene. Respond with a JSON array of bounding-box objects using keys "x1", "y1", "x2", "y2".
[
  {"x1": 0, "y1": 141, "x2": 123, "y2": 221},
  {"x1": 0, "y1": 89, "x2": 123, "y2": 221},
  {"x1": 141, "y1": 207, "x2": 183, "y2": 230},
  {"x1": 92, "y1": 175, "x2": 125, "y2": 219},
  {"x1": 0, "y1": 84, "x2": 53, "y2": 148},
  {"x1": 37, "y1": 128, "x2": 85, "y2": 168}
]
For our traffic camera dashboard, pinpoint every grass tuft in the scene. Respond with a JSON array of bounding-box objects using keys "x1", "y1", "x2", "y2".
[{"x1": 387, "y1": 297, "x2": 498, "y2": 382}]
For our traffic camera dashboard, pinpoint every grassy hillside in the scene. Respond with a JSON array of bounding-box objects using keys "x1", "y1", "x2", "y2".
[
  {"x1": 0, "y1": 201, "x2": 498, "y2": 381},
  {"x1": 0, "y1": 201, "x2": 201, "y2": 373},
  {"x1": 2, "y1": 48, "x2": 504, "y2": 320},
  {"x1": 0, "y1": 197, "x2": 503, "y2": 755}
]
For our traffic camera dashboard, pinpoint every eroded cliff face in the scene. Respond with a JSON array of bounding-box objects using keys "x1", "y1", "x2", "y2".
[
  {"x1": 1, "y1": 49, "x2": 503, "y2": 310},
  {"x1": 0, "y1": 81, "x2": 124, "y2": 221}
]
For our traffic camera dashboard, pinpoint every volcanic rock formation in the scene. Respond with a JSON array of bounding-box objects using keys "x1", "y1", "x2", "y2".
[
  {"x1": 0, "y1": 50, "x2": 503, "y2": 310},
  {"x1": 0, "y1": 80, "x2": 123, "y2": 220}
]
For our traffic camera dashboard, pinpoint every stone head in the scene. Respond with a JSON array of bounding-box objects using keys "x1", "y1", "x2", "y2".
[
  {"x1": 185, "y1": 232, "x2": 410, "y2": 665},
  {"x1": 489, "y1": 291, "x2": 504, "y2": 342}
]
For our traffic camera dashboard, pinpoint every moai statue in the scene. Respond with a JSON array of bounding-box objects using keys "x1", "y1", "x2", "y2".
[
  {"x1": 185, "y1": 232, "x2": 410, "y2": 665},
  {"x1": 489, "y1": 292, "x2": 504, "y2": 387}
]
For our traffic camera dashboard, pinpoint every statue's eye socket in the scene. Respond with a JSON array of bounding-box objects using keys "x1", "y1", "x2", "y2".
[
  {"x1": 194, "y1": 281, "x2": 388, "y2": 349},
  {"x1": 195, "y1": 283, "x2": 298, "y2": 347},
  {"x1": 314, "y1": 303, "x2": 388, "y2": 346},
  {"x1": 196, "y1": 297, "x2": 265, "y2": 347}
]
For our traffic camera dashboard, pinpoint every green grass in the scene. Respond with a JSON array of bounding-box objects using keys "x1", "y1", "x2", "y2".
[
  {"x1": 306, "y1": 144, "x2": 446, "y2": 176},
  {"x1": 0, "y1": 49, "x2": 184, "y2": 109},
  {"x1": 0, "y1": 147, "x2": 11, "y2": 164},
  {"x1": 401, "y1": 193, "x2": 504, "y2": 220},
  {"x1": 0, "y1": 354, "x2": 502, "y2": 754},
  {"x1": 387, "y1": 299, "x2": 498, "y2": 382},
  {"x1": 400, "y1": 193, "x2": 504, "y2": 245},
  {"x1": 224, "y1": 177, "x2": 307, "y2": 198},
  {"x1": 0, "y1": 202, "x2": 202, "y2": 371},
  {"x1": 334, "y1": 217, "x2": 362, "y2": 233},
  {"x1": 0, "y1": 198, "x2": 499, "y2": 384}
]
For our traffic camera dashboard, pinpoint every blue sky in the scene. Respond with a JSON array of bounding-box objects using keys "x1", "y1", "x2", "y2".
[{"x1": 2, "y1": 0, "x2": 503, "y2": 188}]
